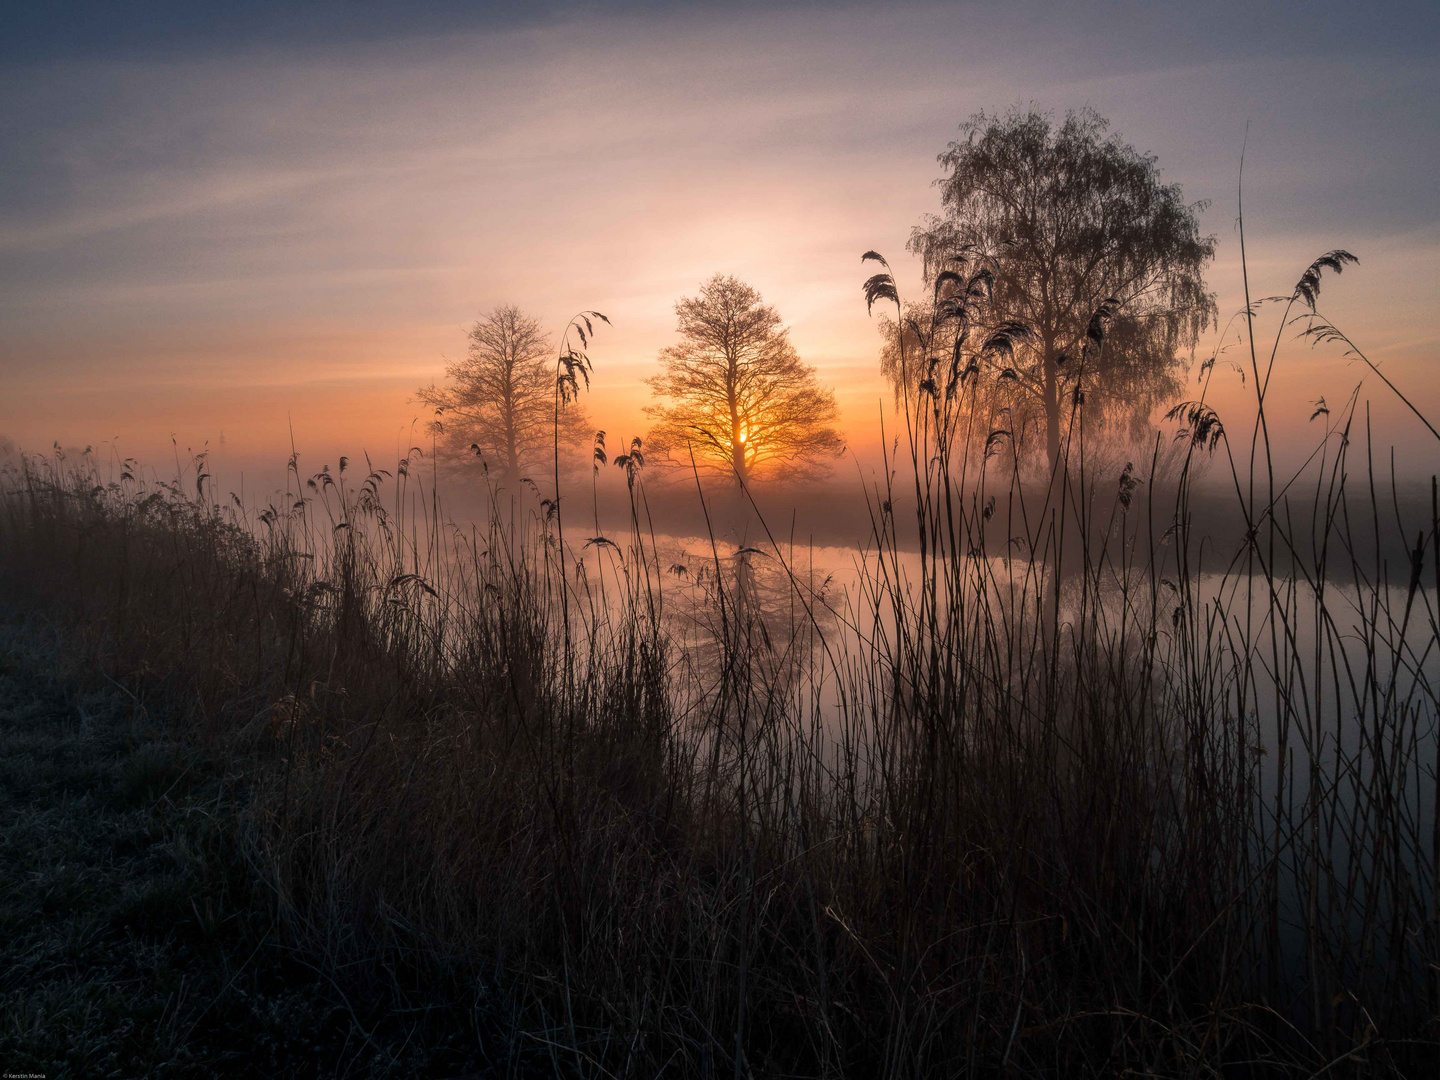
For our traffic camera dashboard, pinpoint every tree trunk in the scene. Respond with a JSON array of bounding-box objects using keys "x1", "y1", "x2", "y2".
[
  {"x1": 1043, "y1": 343, "x2": 1062, "y2": 475},
  {"x1": 1041, "y1": 338, "x2": 1065, "y2": 642},
  {"x1": 505, "y1": 418, "x2": 519, "y2": 483},
  {"x1": 731, "y1": 434, "x2": 748, "y2": 489},
  {"x1": 503, "y1": 361, "x2": 520, "y2": 483}
]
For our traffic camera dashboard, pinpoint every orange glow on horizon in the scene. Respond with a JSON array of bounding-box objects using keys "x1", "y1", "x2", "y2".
[{"x1": 1, "y1": 11, "x2": 1436, "y2": 488}]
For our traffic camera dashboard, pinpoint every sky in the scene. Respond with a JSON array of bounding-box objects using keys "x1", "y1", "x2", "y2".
[{"x1": 2, "y1": 0, "x2": 1437, "y2": 491}]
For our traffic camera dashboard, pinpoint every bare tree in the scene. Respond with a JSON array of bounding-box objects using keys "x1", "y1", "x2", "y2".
[
  {"x1": 645, "y1": 275, "x2": 844, "y2": 486},
  {"x1": 417, "y1": 304, "x2": 589, "y2": 486},
  {"x1": 909, "y1": 108, "x2": 1216, "y2": 470}
]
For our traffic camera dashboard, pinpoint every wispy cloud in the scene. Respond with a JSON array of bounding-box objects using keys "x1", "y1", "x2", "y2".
[{"x1": 1, "y1": 2, "x2": 1436, "y2": 466}]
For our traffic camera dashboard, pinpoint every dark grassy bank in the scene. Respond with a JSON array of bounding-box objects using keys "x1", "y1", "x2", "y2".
[{"x1": 0, "y1": 618, "x2": 583, "y2": 1078}]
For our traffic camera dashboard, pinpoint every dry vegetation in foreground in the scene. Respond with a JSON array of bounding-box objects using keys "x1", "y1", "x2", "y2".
[
  {"x1": 0, "y1": 248, "x2": 1437, "y2": 1078},
  {"x1": 0, "y1": 620, "x2": 573, "y2": 1077}
]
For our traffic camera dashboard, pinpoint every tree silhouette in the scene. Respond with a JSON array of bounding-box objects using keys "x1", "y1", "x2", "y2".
[
  {"x1": 909, "y1": 107, "x2": 1216, "y2": 470},
  {"x1": 417, "y1": 304, "x2": 589, "y2": 486},
  {"x1": 645, "y1": 275, "x2": 843, "y2": 486}
]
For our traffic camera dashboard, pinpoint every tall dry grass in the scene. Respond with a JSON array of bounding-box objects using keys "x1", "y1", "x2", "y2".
[{"x1": 0, "y1": 245, "x2": 1435, "y2": 1077}]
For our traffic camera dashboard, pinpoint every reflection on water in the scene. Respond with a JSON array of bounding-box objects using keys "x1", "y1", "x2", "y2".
[
  {"x1": 588, "y1": 527, "x2": 1437, "y2": 994},
  {"x1": 573, "y1": 532, "x2": 844, "y2": 701}
]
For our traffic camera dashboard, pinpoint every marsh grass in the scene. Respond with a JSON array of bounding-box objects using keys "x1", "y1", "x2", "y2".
[
  {"x1": 0, "y1": 622, "x2": 439, "y2": 1077},
  {"x1": 0, "y1": 242, "x2": 1436, "y2": 1077}
]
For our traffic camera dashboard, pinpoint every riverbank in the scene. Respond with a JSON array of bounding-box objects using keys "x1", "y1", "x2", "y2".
[
  {"x1": 2, "y1": 432, "x2": 1435, "y2": 1077},
  {"x1": 0, "y1": 617, "x2": 556, "y2": 1078}
]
